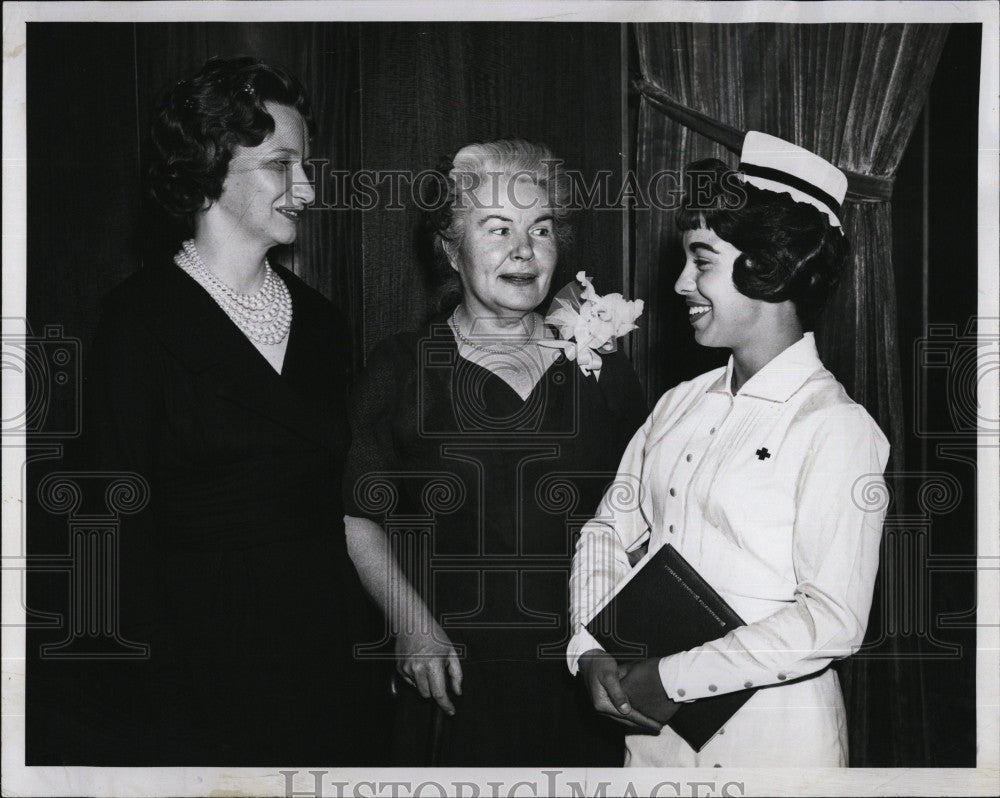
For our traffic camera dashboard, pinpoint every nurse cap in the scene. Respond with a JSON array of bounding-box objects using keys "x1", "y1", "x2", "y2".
[{"x1": 739, "y1": 131, "x2": 847, "y2": 231}]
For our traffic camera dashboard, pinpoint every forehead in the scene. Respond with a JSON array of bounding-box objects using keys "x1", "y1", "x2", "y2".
[
  {"x1": 682, "y1": 227, "x2": 743, "y2": 262},
  {"x1": 464, "y1": 174, "x2": 551, "y2": 219}
]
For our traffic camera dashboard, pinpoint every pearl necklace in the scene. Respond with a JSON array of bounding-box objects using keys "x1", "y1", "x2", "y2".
[
  {"x1": 175, "y1": 239, "x2": 292, "y2": 345},
  {"x1": 449, "y1": 310, "x2": 537, "y2": 355}
]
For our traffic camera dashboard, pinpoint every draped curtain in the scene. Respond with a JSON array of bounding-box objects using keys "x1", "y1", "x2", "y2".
[{"x1": 633, "y1": 23, "x2": 949, "y2": 766}]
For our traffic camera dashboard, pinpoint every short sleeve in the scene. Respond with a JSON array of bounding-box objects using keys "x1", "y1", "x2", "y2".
[{"x1": 342, "y1": 335, "x2": 411, "y2": 524}]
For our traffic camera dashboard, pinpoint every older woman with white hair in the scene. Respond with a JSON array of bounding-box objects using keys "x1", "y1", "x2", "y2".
[{"x1": 344, "y1": 139, "x2": 647, "y2": 766}]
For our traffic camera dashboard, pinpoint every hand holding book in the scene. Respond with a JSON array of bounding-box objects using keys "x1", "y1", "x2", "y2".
[
  {"x1": 578, "y1": 650, "x2": 664, "y2": 733},
  {"x1": 620, "y1": 657, "x2": 681, "y2": 725},
  {"x1": 583, "y1": 544, "x2": 756, "y2": 750}
]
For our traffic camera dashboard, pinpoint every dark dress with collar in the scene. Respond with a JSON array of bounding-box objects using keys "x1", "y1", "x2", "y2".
[
  {"x1": 78, "y1": 259, "x2": 376, "y2": 765},
  {"x1": 343, "y1": 317, "x2": 648, "y2": 766}
]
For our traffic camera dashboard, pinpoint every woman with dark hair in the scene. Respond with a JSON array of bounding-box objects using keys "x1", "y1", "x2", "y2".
[
  {"x1": 569, "y1": 132, "x2": 890, "y2": 766},
  {"x1": 82, "y1": 56, "x2": 371, "y2": 764},
  {"x1": 343, "y1": 139, "x2": 648, "y2": 766}
]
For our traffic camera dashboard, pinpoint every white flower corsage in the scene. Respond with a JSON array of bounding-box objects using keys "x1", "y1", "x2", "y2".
[{"x1": 538, "y1": 271, "x2": 644, "y2": 380}]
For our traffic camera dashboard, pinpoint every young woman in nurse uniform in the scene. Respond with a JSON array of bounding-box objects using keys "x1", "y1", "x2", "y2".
[{"x1": 567, "y1": 132, "x2": 891, "y2": 767}]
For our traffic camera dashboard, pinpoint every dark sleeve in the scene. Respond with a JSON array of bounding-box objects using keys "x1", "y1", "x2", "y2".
[
  {"x1": 86, "y1": 291, "x2": 161, "y2": 476},
  {"x1": 599, "y1": 347, "x2": 650, "y2": 454},
  {"x1": 68, "y1": 286, "x2": 183, "y2": 757},
  {"x1": 342, "y1": 335, "x2": 410, "y2": 524},
  {"x1": 83, "y1": 289, "x2": 166, "y2": 643}
]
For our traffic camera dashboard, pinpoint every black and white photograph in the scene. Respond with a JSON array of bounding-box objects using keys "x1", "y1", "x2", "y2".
[{"x1": 2, "y1": 1, "x2": 997, "y2": 796}]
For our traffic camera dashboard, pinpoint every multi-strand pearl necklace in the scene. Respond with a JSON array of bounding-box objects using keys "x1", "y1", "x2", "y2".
[{"x1": 175, "y1": 239, "x2": 292, "y2": 345}]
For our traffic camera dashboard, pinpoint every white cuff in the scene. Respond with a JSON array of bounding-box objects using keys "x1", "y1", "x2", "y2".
[
  {"x1": 657, "y1": 653, "x2": 693, "y2": 702},
  {"x1": 566, "y1": 627, "x2": 604, "y2": 674}
]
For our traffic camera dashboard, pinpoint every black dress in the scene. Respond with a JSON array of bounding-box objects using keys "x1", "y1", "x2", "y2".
[
  {"x1": 69, "y1": 260, "x2": 382, "y2": 765},
  {"x1": 343, "y1": 317, "x2": 648, "y2": 766}
]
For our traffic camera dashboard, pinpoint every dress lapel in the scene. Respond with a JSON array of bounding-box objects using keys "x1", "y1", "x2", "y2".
[{"x1": 141, "y1": 263, "x2": 335, "y2": 449}]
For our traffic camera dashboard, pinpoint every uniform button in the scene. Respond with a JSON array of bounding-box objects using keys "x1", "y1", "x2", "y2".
[
  {"x1": 685, "y1": 453, "x2": 692, "y2": 462},
  {"x1": 676, "y1": 688, "x2": 686, "y2": 698},
  {"x1": 708, "y1": 684, "x2": 718, "y2": 692},
  {"x1": 718, "y1": 728, "x2": 725, "y2": 735},
  {"x1": 777, "y1": 673, "x2": 787, "y2": 681},
  {"x1": 744, "y1": 681, "x2": 753, "y2": 689},
  {"x1": 669, "y1": 524, "x2": 675, "y2": 533},
  {"x1": 713, "y1": 764, "x2": 722, "y2": 768},
  {"x1": 709, "y1": 427, "x2": 716, "y2": 434},
  {"x1": 669, "y1": 488, "x2": 676, "y2": 497}
]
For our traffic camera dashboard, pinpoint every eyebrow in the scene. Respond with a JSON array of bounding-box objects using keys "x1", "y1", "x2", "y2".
[
  {"x1": 265, "y1": 146, "x2": 302, "y2": 157},
  {"x1": 477, "y1": 213, "x2": 554, "y2": 226},
  {"x1": 688, "y1": 241, "x2": 719, "y2": 254}
]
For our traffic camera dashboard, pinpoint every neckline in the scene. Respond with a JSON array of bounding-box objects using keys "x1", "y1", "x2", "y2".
[
  {"x1": 433, "y1": 319, "x2": 566, "y2": 405},
  {"x1": 174, "y1": 261, "x2": 297, "y2": 379}
]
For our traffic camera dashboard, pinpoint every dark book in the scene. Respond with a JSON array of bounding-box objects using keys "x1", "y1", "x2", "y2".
[{"x1": 585, "y1": 543, "x2": 756, "y2": 751}]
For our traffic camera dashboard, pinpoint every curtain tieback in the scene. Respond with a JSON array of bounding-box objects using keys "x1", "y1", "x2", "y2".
[{"x1": 634, "y1": 77, "x2": 894, "y2": 203}]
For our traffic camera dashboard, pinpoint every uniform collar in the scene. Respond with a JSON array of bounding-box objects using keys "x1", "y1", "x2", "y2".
[{"x1": 707, "y1": 332, "x2": 824, "y2": 402}]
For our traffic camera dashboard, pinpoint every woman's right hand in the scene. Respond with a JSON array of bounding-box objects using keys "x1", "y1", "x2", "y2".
[
  {"x1": 579, "y1": 649, "x2": 663, "y2": 732},
  {"x1": 395, "y1": 621, "x2": 463, "y2": 715}
]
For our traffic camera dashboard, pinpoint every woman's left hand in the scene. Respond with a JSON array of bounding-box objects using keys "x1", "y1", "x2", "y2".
[
  {"x1": 620, "y1": 657, "x2": 681, "y2": 724},
  {"x1": 395, "y1": 621, "x2": 463, "y2": 716}
]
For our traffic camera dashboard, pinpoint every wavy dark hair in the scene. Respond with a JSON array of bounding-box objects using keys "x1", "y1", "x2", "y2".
[
  {"x1": 417, "y1": 139, "x2": 573, "y2": 309},
  {"x1": 147, "y1": 56, "x2": 315, "y2": 226},
  {"x1": 676, "y1": 158, "x2": 848, "y2": 329}
]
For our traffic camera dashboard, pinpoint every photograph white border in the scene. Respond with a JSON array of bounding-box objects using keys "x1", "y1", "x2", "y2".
[{"x1": 3, "y1": 2, "x2": 998, "y2": 796}]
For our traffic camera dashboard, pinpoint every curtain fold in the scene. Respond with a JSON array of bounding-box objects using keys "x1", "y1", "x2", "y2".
[{"x1": 633, "y1": 22, "x2": 949, "y2": 766}]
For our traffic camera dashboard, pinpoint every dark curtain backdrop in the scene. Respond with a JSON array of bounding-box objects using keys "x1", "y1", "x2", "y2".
[
  {"x1": 26, "y1": 24, "x2": 142, "y2": 349},
  {"x1": 886, "y1": 25, "x2": 981, "y2": 768}
]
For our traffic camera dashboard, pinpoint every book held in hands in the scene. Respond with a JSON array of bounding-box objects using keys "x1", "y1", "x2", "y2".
[{"x1": 585, "y1": 543, "x2": 757, "y2": 751}]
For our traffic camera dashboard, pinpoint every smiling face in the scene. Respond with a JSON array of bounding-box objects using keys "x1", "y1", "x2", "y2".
[
  {"x1": 209, "y1": 101, "x2": 315, "y2": 250},
  {"x1": 675, "y1": 226, "x2": 776, "y2": 353},
  {"x1": 447, "y1": 176, "x2": 558, "y2": 321}
]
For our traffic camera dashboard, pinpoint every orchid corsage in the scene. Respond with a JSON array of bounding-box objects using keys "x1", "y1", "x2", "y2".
[{"x1": 538, "y1": 271, "x2": 644, "y2": 380}]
